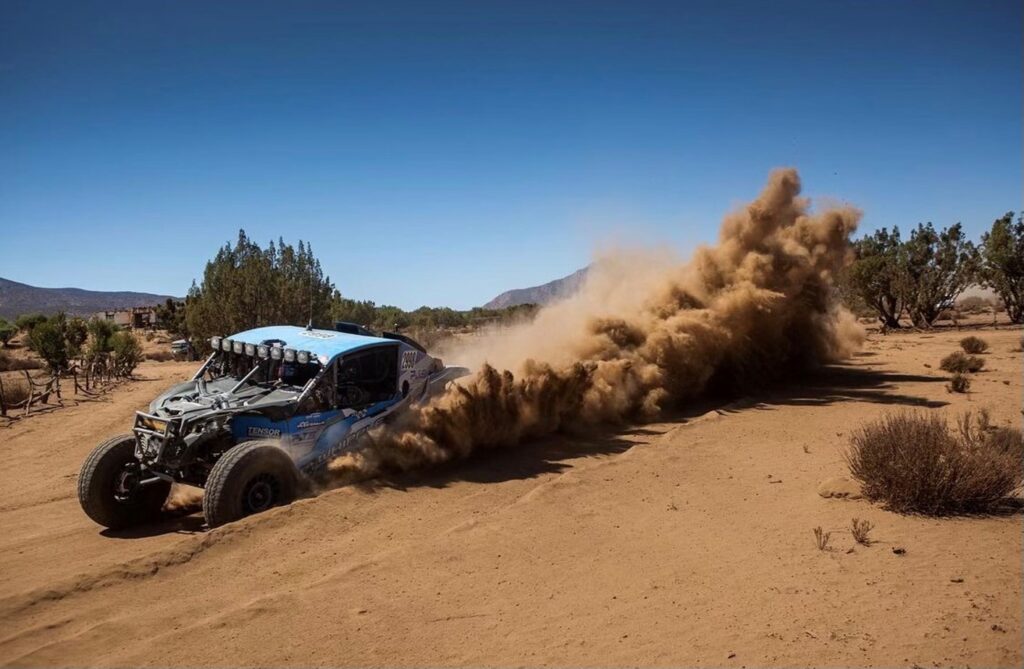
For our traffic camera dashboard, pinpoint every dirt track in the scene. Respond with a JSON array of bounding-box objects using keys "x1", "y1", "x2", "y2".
[{"x1": 1, "y1": 327, "x2": 1021, "y2": 667}]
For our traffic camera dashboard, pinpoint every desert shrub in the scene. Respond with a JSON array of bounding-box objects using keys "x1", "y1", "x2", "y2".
[
  {"x1": 939, "y1": 351, "x2": 985, "y2": 373},
  {"x1": 959, "y1": 336, "x2": 989, "y2": 354},
  {"x1": 850, "y1": 518, "x2": 874, "y2": 546},
  {"x1": 1, "y1": 377, "x2": 31, "y2": 407},
  {"x1": 0, "y1": 318, "x2": 16, "y2": 347},
  {"x1": 846, "y1": 411, "x2": 1024, "y2": 515},
  {"x1": 15, "y1": 313, "x2": 47, "y2": 333},
  {"x1": 110, "y1": 331, "x2": 143, "y2": 377},
  {"x1": 812, "y1": 526, "x2": 831, "y2": 551},
  {"x1": 145, "y1": 350, "x2": 175, "y2": 362},
  {"x1": 946, "y1": 372, "x2": 971, "y2": 393},
  {"x1": 0, "y1": 352, "x2": 44, "y2": 372}
]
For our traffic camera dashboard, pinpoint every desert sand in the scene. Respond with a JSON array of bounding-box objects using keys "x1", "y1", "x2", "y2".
[{"x1": 0, "y1": 324, "x2": 1021, "y2": 668}]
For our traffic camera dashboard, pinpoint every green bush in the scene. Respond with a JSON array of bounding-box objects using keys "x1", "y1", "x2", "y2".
[
  {"x1": 940, "y1": 351, "x2": 985, "y2": 373},
  {"x1": 0, "y1": 318, "x2": 16, "y2": 347},
  {"x1": 959, "y1": 336, "x2": 989, "y2": 354},
  {"x1": 15, "y1": 313, "x2": 47, "y2": 333},
  {"x1": 110, "y1": 331, "x2": 143, "y2": 377},
  {"x1": 846, "y1": 411, "x2": 1023, "y2": 514}
]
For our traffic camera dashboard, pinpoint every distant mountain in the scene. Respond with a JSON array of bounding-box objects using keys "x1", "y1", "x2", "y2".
[
  {"x1": 483, "y1": 266, "x2": 590, "y2": 310},
  {"x1": 0, "y1": 277, "x2": 179, "y2": 320}
]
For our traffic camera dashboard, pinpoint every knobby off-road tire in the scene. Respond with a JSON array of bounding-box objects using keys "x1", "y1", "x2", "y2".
[
  {"x1": 203, "y1": 441, "x2": 299, "y2": 528},
  {"x1": 78, "y1": 434, "x2": 171, "y2": 530}
]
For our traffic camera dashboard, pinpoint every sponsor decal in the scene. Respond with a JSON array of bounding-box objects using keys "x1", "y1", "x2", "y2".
[
  {"x1": 247, "y1": 426, "x2": 282, "y2": 438},
  {"x1": 299, "y1": 330, "x2": 337, "y2": 340},
  {"x1": 401, "y1": 350, "x2": 419, "y2": 370}
]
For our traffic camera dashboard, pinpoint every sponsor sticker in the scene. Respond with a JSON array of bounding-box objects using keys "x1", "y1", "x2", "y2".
[{"x1": 247, "y1": 426, "x2": 282, "y2": 438}]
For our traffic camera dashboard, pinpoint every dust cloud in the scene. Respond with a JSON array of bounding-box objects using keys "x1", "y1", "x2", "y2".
[{"x1": 328, "y1": 168, "x2": 863, "y2": 479}]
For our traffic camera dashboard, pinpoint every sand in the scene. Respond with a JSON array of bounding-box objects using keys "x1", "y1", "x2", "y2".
[{"x1": 0, "y1": 324, "x2": 1021, "y2": 667}]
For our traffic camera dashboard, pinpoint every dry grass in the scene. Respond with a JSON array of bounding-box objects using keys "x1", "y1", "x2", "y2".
[
  {"x1": 959, "y1": 336, "x2": 989, "y2": 354},
  {"x1": 846, "y1": 410, "x2": 1024, "y2": 515},
  {"x1": 946, "y1": 372, "x2": 971, "y2": 393},
  {"x1": 939, "y1": 351, "x2": 985, "y2": 373},
  {"x1": 850, "y1": 518, "x2": 874, "y2": 546},
  {"x1": 812, "y1": 526, "x2": 831, "y2": 551},
  {"x1": 145, "y1": 350, "x2": 176, "y2": 362}
]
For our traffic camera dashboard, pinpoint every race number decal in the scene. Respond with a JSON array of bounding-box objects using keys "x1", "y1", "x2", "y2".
[{"x1": 401, "y1": 350, "x2": 419, "y2": 370}]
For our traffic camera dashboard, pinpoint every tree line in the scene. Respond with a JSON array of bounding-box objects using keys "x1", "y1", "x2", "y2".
[
  {"x1": 843, "y1": 212, "x2": 1023, "y2": 328},
  {"x1": 158, "y1": 230, "x2": 538, "y2": 347}
]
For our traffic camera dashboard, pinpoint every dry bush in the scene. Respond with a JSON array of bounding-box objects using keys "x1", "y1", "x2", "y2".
[
  {"x1": 850, "y1": 518, "x2": 874, "y2": 545},
  {"x1": 1, "y1": 377, "x2": 31, "y2": 407},
  {"x1": 959, "y1": 336, "x2": 989, "y2": 354},
  {"x1": 846, "y1": 411, "x2": 1024, "y2": 515},
  {"x1": 939, "y1": 351, "x2": 985, "y2": 373},
  {"x1": 946, "y1": 372, "x2": 971, "y2": 393},
  {"x1": 145, "y1": 350, "x2": 175, "y2": 362},
  {"x1": 813, "y1": 526, "x2": 831, "y2": 551},
  {"x1": 0, "y1": 352, "x2": 44, "y2": 373}
]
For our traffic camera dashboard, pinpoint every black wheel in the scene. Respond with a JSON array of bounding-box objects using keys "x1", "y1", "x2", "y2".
[
  {"x1": 203, "y1": 441, "x2": 298, "y2": 528},
  {"x1": 78, "y1": 434, "x2": 171, "y2": 530}
]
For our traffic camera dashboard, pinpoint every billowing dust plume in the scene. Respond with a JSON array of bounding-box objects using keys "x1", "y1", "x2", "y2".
[{"x1": 329, "y1": 168, "x2": 863, "y2": 479}]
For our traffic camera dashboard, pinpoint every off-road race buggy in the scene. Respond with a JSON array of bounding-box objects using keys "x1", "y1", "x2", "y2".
[{"x1": 78, "y1": 324, "x2": 467, "y2": 529}]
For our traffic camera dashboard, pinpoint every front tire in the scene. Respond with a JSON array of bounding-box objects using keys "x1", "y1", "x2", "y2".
[
  {"x1": 203, "y1": 442, "x2": 298, "y2": 528},
  {"x1": 78, "y1": 434, "x2": 171, "y2": 529}
]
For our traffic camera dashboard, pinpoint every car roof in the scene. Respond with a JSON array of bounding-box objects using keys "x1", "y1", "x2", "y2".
[{"x1": 227, "y1": 325, "x2": 397, "y2": 362}]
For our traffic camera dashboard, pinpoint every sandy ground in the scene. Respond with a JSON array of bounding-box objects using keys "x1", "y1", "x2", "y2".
[{"x1": 0, "y1": 325, "x2": 1021, "y2": 668}]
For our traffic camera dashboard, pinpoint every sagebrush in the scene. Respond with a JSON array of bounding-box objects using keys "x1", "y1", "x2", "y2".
[
  {"x1": 846, "y1": 411, "x2": 1023, "y2": 515},
  {"x1": 959, "y1": 336, "x2": 989, "y2": 354},
  {"x1": 946, "y1": 372, "x2": 971, "y2": 393},
  {"x1": 940, "y1": 351, "x2": 985, "y2": 373}
]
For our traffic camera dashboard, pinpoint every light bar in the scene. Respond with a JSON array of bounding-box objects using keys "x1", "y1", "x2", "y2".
[
  {"x1": 297, "y1": 350, "x2": 310, "y2": 364},
  {"x1": 232, "y1": 340, "x2": 244, "y2": 354},
  {"x1": 270, "y1": 345, "x2": 283, "y2": 360},
  {"x1": 210, "y1": 336, "x2": 222, "y2": 350},
  {"x1": 257, "y1": 345, "x2": 270, "y2": 359},
  {"x1": 283, "y1": 348, "x2": 296, "y2": 362},
  {"x1": 244, "y1": 343, "x2": 256, "y2": 356},
  {"x1": 222, "y1": 338, "x2": 233, "y2": 352}
]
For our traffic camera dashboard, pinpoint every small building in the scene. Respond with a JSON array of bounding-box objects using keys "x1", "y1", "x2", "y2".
[{"x1": 96, "y1": 306, "x2": 159, "y2": 329}]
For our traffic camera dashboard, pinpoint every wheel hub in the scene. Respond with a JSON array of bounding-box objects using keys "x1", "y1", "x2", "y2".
[{"x1": 244, "y1": 475, "x2": 277, "y2": 513}]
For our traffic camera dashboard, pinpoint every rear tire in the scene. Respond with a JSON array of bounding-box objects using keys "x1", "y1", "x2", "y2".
[
  {"x1": 78, "y1": 434, "x2": 171, "y2": 529},
  {"x1": 203, "y1": 441, "x2": 298, "y2": 528}
]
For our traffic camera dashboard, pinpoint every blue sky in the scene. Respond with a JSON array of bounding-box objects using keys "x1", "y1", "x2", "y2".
[{"x1": 1, "y1": 0, "x2": 1020, "y2": 309}]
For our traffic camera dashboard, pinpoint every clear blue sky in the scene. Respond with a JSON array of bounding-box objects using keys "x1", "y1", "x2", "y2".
[{"x1": 2, "y1": 0, "x2": 1020, "y2": 309}]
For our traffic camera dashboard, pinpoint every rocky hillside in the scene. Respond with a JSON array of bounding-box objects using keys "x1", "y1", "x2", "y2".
[
  {"x1": 0, "y1": 277, "x2": 178, "y2": 320},
  {"x1": 483, "y1": 266, "x2": 589, "y2": 309}
]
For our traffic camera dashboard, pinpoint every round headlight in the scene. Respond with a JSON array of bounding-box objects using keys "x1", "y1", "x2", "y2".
[
  {"x1": 257, "y1": 345, "x2": 270, "y2": 359},
  {"x1": 283, "y1": 348, "x2": 296, "y2": 362},
  {"x1": 297, "y1": 350, "x2": 310, "y2": 364},
  {"x1": 270, "y1": 345, "x2": 283, "y2": 360}
]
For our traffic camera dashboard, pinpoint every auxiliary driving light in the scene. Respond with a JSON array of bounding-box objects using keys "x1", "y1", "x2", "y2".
[
  {"x1": 283, "y1": 348, "x2": 296, "y2": 362},
  {"x1": 257, "y1": 345, "x2": 270, "y2": 359},
  {"x1": 210, "y1": 336, "x2": 222, "y2": 350},
  {"x1": 244, "y1": 343, "x2": 256, "y2": 356},
  {"x1": 232, "y1": 340, "x2": 244, "y2": 354},
  {"x1": 297, "y1": 350, "x2": 310, "y2": 364},
  {"x1": 222, "y1": 338, "x2": 233, "y2": 352},
  {"x1": 270, "y1": 345, "x2": 283, "y2": 360}
]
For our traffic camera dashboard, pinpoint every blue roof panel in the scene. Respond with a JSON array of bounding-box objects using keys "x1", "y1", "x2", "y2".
[{"x1": 226, "y1": 325, "x2": 395, "y2": 362}]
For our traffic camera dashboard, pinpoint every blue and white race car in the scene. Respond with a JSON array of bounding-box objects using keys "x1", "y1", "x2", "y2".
[{"x1": 78, "y1": 323, "x2": 467, "y2": 529}]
